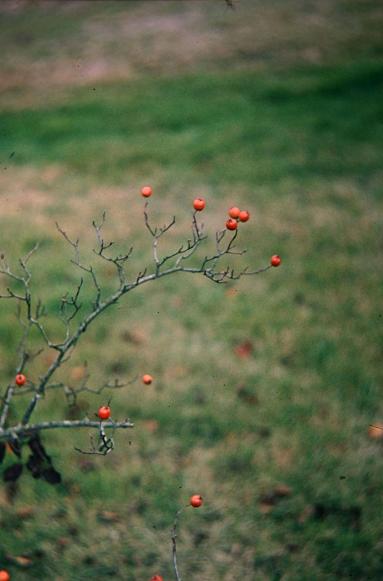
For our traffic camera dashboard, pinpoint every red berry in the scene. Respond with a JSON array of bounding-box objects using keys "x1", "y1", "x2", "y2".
[
  {"x1": 190, "y1": 494, "x2": 203, "y2": 508},
  {"x1": 193, "y1": 197, "x2": 205, "y2": 211},
  {"x1": 141, "y1": 186, "x2": 152, "y2": 198},
  {"x1": 0, "y1": 571, "x2": 10, "y2": 581},
  {"x1": 150, "y1": 576, "x2": 164, "y2": 581},
  {"x1": 15, "y1": 373, "x2": 26, "y2": 386},
  {"x1": 228, "y1": 206, "x2": 240, "y2": 219},
  {"x1": 238, "y1": 210, "x2": 250, "y2": 222},
  {"x1": 98, "y1": 406, "x2": 111, "y2": 420},
  {"x1": 270, "y1": 255, "x2": 281, "y2": 267},
  {"x1": 142, "y1": 374, "x2": 153, "y2": 385},
  {"x1": 226, "y1": 218, "x2": 238, "y2": 231}
]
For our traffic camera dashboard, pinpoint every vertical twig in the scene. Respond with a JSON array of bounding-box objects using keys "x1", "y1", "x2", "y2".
[{"x1": 171, "y1": 508, "x2": 184, "y2": 581}]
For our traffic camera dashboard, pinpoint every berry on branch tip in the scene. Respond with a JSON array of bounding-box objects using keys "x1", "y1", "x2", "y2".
[
  {"x1": 270, "y1": 255, "x2": 281, "y2": 267},
  {"x1": 238, "y1": 210, "x2": 250, "y2": 222},
  {"x1": 15, "y1": 373, "x2": 26, "y2": 386},
  {"x1": 228, "y1": 206, "x2": 241, "y2": 219},
  {"x1": 150, "y1": 576, "x2": 164, "y2": 581},
  {"x1": 0, "y1": 571, "x2": 10, "y2": 581},
  {"x1": 226, "y1": 218, "x2": 238, "y2": 231},
  {"x1": 193, "y1": 197, "x2": 205, "y2": 211},
  {"x1": 141, "y1": 186, "x2": 153, "y2": 198},
  {"x1": 98, "y1": 406, "x2": 111, "y2": 420},
  {"x1": 142, "y1": 374, "x2": 153, "y2": 385},
  {"x1": 190, "y1": 494, "x2": 203, "y2": 508}
]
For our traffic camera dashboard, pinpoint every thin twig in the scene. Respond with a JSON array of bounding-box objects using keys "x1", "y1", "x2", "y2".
[{"x1": 171, "y1": 508, "x2": 184, "y2": 581}]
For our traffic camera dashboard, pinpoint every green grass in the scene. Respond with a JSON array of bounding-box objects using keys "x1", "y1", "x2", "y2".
[{"x1": 1, "y1": 1, "x2": 383, "y2": 579}]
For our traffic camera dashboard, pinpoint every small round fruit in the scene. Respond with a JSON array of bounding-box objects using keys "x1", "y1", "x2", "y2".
[
  {"x1": 238, "y1": 210, "x2": 250, "y2": 222},
  {"x1": 190, "y1": 494, "x2": 203, "y2": 508},
  {"x1": 142, "y1": 374, "x2": 153, "y2": 385},
  {"x1": 150, "y1": 576, "x2": 164, "y2": 581},
  {"x1": 0, "y1": 571, "x2": 10, "y2": 581},
  {"x1": 270, "y1": 255, "x2": 281, "y2": 267},
  {"x1": 98, "y1": 406, "x2": 111, "y2": 420},
  {"x1": 141, "y1": 186, "x2": 153, "y2": 198},
  {"x1": 228, "y1": 206, "x2": 241, "y2": 219},
  {"x1": 15, "y1": 373, "x2": 26, "y2": 386},
  {"x1": 193, "y1": 197, "x2": 205, "y2": 211},
  {"x1": 226, "y1": 218, "x2": 238, "y2": 231}
]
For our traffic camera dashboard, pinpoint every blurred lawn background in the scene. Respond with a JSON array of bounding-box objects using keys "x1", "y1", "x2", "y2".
[{"x1": 0, "y1": 0, "x2": 383, "y2": 579}]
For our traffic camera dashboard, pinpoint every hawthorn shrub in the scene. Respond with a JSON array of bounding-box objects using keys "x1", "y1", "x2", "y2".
[{"x1": 0, "y1": 188, "x2": 280, "y2": 579}]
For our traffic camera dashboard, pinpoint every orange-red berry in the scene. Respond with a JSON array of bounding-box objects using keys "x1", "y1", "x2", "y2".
[
  {"x1": 193, "y1": 198, "x2": 205, "y2": 211},
  {"x1": 142, "y1": 374, "x2": 153, "y2": 385},
  {"x1": 98, "y1": 406, "x2": 111, "y2": 420},
  {"x1": 228, "y1": 206, "x2": 241, "y2": 219},
  {"x1": 0, "y1": 571, "x2": 10, "y2": 581},
  {"x1": 270, "y1": 255, "x2": 281, "y2": 267},
  {"x1": 190, "y1": 494, "x2": 203, "y2": 508},
  {"x1": 238, "y1": 210, "x2": 250, "y2": 222},
  {"x1": 150, "y1": 576, "x2": 164, "y2": 581},
  {"x1": 15, "y1": 373, "x2": 26, "y2": 386},
  {"x1": 141, "y1": 186, "x2": 153, "y2": 198},
  {"x1": 226, "y1": 218, "x2": 238, "y2": 231}
]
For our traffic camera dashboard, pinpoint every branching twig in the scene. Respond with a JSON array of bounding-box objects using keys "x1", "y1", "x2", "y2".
[
  {"x1": 92, "y1": 211, "x2": 133, "y2": 287},
  {"x1": 74, "y1": 420, "x2": 116, "y2": 455},
  {"x1": 1, "y1": 201, "x2": 274, "y2": 450}
]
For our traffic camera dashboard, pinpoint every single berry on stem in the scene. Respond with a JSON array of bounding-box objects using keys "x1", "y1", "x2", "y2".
[
  {"x1": 270, "y1": 255, "x2": 281, "y2": 267},
  {"x1": 98, "y1": 405, "x2": 111, "y2": 420},
  {"x1": 142, "y1": 374, "x2": 153, "y2": 385},
  {"x1": 150, "y1": 576, "x2": 164, "y2": 581},
  {"x1": 193, "y1": 197, "x2": 205, "y2": 211},
  {"x1": 15, "y1": 373, "x2": 26, "y2": 386},
  {"x1": 238, "y1": 210, "x2": 250, "y2": 222},
  {"x1": 228, "y1": 206, "x2": 241, "y2": 219},
  {"x1": 141, "y1": 186, "x2": 153, "y2": 198},
  {"x1": 190, "y1": 494, "x2": 203, "y2": 508},
  {"x1": 0, "y1": 571, "x2": 10, "y2": 581},
  {"x1": 226, "y1": 218, "x2": 238, "y2": 231}
]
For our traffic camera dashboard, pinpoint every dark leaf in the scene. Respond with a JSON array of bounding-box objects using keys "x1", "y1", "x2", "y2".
[
  {"x1": 42, "y1": 467, "x2": 62, "y2": 485},
  {"x1": 26, "y1": 453, "x2": 43, "y2": 478},
  {"x1": 28, "y1": 434, "x2": 51, "y2": 462},
  {"x1": 3, "y1": 462, "x2": 23, "y2": 482}
]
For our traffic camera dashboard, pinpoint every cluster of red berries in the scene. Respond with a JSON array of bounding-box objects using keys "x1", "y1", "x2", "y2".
[
  {"x1": 192, "y1": 198, "x2": 250, "y2": 232},
  {"x1": 225, "y1": 206, "x2": 250, "y2": 231},
  {"x1": 0, "y1": 570, "x2": 10, "y2": 581}
]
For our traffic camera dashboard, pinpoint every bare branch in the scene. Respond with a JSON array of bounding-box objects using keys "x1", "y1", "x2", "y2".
[
  {"x1": 1, "y1": 205, "x2": 273, "y2": 444},
  {"x1": 0, "y1": 418, "x2": 133, "y2": 442}
]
